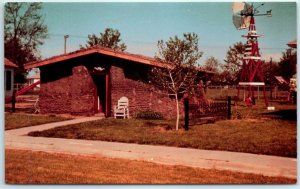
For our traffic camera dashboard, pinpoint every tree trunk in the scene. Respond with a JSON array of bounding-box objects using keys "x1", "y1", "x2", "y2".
[{"x1": 175, "y1": 93, "x2": 180, "y2": 131}]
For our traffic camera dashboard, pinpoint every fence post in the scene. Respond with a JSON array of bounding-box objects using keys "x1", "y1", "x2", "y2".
[
  {"x1": 227, "y1": 96, "x2": 231, "y2": 120},
  {"x1": 184, "y1": 98, "x2": 189, "y2": 131},
  {"x1": 12, "y1": 90, "x2": 16, "y2": 113}
]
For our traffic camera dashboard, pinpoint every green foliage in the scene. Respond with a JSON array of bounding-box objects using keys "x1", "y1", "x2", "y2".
[
  {"x1": 235, "y1": 111, "x2": 242, "y2": 119},
  {"x1": 81, "y1": 28, "x2": 127, "y2": 51},
  {"x1": 203, "y1": 56, "x2": 224, "y2": 85},
  {"x1": 136, "y1": 110, "x2": 164, "y2": 120},
  {"x1": 150, "y1": 33, "x2": 203, "y2": 95},
  {"x1": 150, "y1": 33, "x2": 203, "y2": 130},
  {"x1": 203, "y1": 56, "x2": 220, "y2": 72},
  {"x1": 4, "y1": 2, "x2": 48, "y2": 83},
  {"x1": 156, "y1": 33, "x2": 203, "y2": 66},
  {"x1": 222, "y1": 42, "x2": 246, "y2": 85},
  {"x1": 263, "y1": 58, "x2": 280, "y2": 86},
  {"x1": 151, "y1": 33, "x2": 202, "y2": 91},
  {"x1": 278, "y1": 49, "x2": 297, "y2": 81}
]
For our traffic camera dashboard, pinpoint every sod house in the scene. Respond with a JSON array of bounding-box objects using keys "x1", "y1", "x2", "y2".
[{"x1": 25, "y1": 46, "x2": 211, "y2": 118}]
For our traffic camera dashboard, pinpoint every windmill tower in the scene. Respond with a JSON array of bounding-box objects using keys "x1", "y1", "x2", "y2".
[{"x1": 232, "y1": 2, "x2": 272, "y2": 106}]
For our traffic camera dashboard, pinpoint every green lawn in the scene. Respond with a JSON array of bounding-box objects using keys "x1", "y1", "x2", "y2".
[
  {"x1": 5, "y1": 113, "x2": 71, "y2": 130},
  {"x1": 5, "y1": 149, "x2": 296, "y2": 184},
  {"x1": 206, "y1": 87, "x2": 289, "y2": 101},
  {"x1": 29, "y1": 109, "x2": 296, "y2": 157},
  {"x1": 232, "y1": 100, "x2": 297, "y2": 120}
]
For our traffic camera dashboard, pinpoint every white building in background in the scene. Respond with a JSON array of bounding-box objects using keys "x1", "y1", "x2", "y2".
[{"x1": 4, "y1": 58, "x2": 18, "y2": 97}]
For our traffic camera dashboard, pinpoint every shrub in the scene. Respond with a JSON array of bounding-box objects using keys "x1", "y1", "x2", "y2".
[
  {"x1": 233, "y1": 111, "x2": 242, "y2": 119},
  {"x1": 136, "y1": 110, "x2": 164, "y2": 120}
]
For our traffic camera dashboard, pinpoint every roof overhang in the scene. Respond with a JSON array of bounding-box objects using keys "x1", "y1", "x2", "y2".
[
  {"x1": 5, "y1": 58, "x2": 18, "y2": 69},
  {"x1": 24, "y1": 46, "x2": 213, "y2": 74},
  {"x1": 25, "y1": 47, "x2": 161, "y2": 69}
]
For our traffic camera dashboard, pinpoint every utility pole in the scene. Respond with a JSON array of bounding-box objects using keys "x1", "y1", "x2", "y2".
[
  {"x1": 269, "y1": 58, "x2": 273, "y2": 99},
  {"x1": 64, "y1": 35, "x2": 69, "y2": 54}
]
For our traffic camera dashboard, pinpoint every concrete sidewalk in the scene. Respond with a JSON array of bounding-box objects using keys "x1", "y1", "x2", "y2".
[{"x1": 5, "y1": 117, "x2": 297, "y2": 179}]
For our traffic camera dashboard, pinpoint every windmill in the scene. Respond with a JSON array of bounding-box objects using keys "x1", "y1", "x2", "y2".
[{"x1": 232, "y1": 2, "x2": 272, "y2": 106}]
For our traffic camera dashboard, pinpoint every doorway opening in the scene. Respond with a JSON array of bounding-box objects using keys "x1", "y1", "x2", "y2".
[{"x1": 93, "y1": 74, "x2": 106, "y2": 114}]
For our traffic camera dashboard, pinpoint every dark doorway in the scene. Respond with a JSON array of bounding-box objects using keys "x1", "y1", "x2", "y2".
[{"x1": 93, "y1": 75, "x2": 106, "y2": 114}]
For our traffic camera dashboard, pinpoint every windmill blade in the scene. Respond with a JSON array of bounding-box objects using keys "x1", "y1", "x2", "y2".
[
  {"x1": 233, "y1": 15, "x2": 243, "y2": 29},
  {"x1": 232, "y1": 2, "x2": 245, "y2": 14},
  {"x1": 232, "y1": 2, "x2": 252, "y2": 30},
  {"x1": 233, "y1": 14, "x2": 251, "y2": 30}
]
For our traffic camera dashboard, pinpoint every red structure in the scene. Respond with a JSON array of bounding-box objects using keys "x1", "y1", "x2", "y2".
[
  {"x1": 237, "y1": 15, "x2": 268, "y2": 106},
  {"x1": 5, "y1": 81, "x2": 41, "y2": 103}
]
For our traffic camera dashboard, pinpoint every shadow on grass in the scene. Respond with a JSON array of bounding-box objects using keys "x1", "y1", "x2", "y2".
[
  {"x1": 262, "y1": 109, "x2": 297, "y2": 121},
  {"x1": 5, "y1": 107, "x2": 35, "y2": 114}
]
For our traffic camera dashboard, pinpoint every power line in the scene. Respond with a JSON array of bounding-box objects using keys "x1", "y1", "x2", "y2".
[
  {"x1": 47, "y1": 33, "x2": 288, "y2": 50},
  {"x1": 48, "y1": 33, "x2": 87, "y2": 39}
]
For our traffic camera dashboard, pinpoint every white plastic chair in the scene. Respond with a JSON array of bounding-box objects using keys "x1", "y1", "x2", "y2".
[{"x1": 114, "y1": 96, "x2": 129, "y2": 119}]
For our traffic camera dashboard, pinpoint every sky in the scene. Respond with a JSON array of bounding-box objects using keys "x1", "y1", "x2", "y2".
[{"x1": 20, "y1": 2, "x2": 299, "y2": 66}]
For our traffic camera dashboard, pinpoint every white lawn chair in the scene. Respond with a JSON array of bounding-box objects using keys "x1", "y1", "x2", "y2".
[{"x1": 114, "y1": 96, "x2": 129, "y2": 119}]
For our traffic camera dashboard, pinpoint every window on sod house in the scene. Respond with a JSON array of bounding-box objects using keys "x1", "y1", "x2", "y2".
[{"x1": 6, "y1": 70, "x2": 12, "y2": 91}]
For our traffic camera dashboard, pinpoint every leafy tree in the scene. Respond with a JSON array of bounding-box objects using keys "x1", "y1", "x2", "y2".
[
  {"x1": 150, "y1": 33, "x2": 203, "y2": 131},
  {"x1": 203, "y1": 56, "x2": 220, "y2": 73},
  {"x1": 263, "y1": 58, "x2": 280, "y2": 86},
  {"x1": 203, "y1": 57, "x2": 224, "y2": 85},
  {"x1": 278, "y1": 48, "x2": 297, "y2": 81},
  {"x1": 81, "y1": 28, "x2": 127, "y2": 51},
  {"x1": 223, "y1": 42, "x2": 246, "y2": 85},
  {"x1": 5, "y1": 2, "x2": 48, "y2": 83}
]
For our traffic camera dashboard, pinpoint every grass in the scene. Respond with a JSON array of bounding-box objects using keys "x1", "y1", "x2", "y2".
[
  {"x1": 206, "y1": 87, "x2": 289, "y2": 101},
  {"x1": 29, "y1": 109, "x2": 297, "y2": 157},
  {"x1": 231, "y1": 99, "x2": 296, "y2": 120},
  {"x1": 5, "y1": 149, "x2": 296, "y2": 184},
  {"x1": 5, "y1": 113, "x2": 71, "y2": 130}
]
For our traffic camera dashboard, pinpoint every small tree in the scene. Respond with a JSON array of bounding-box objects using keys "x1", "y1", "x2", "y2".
[
  {"x1": 150, "y1": 33, "x2": 203, "y2": 130},
  {"x1": 81, "y1": 28, "x2": 127, "y2": 51}
]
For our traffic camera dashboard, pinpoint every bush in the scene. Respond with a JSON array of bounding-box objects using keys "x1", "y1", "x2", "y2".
[
  {"x1": 136, "y1": 110, "x2": 164, "y2": 120},
  {"x1": 232, "y1": 111, "x2": 242, "y2": 119}
]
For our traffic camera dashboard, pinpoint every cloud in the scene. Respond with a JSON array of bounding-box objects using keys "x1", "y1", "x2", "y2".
[
  {"x1": 126, "y1": 42, "x2": 157, "y2": 57},
  {"x1": 261, "y1": 53, "x2": 282, "y2": 62}
]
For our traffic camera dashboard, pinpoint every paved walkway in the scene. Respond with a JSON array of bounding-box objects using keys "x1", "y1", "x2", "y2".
[{"x1": 5, "y1": 117, "x2": 297, "y2": 179}]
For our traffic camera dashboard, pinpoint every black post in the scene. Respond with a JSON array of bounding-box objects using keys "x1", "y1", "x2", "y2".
[
  {"x1": 184, "y1": 98, "x2": 189, "y2": 131},
  {"x1": 227, "y1": 96, "x2": 231, "y2": 120},
  {"x1": 12, "y1": 90, "x2": 16, "y2": 113}
]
